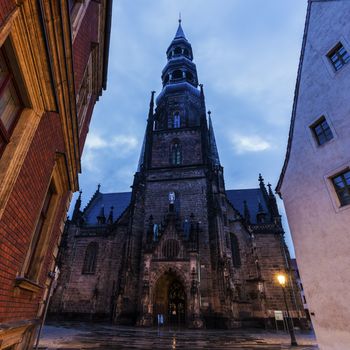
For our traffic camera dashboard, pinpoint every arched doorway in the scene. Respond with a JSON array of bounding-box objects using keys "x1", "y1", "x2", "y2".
[
  {"x1": 153, "y1": 270, "x2": 187, "y2": 326},
  {"x1": 168, "y1": 280, "x2": 186, "y2": 325}
]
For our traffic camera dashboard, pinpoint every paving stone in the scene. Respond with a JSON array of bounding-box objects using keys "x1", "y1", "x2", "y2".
[{"x1": 39, "y1": 322, "x2": 318, "y2": 350}]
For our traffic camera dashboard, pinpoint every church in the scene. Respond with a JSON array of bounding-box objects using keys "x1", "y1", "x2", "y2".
[{"x1": 50, "y1": 21, "x2": 305, "y2": 328}]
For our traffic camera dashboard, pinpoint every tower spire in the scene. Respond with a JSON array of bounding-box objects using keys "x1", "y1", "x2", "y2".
[
  {"x1": 267, "y1": 182, "x2": 280, "y2": 218},
  {"x1": 208, "y1": 111, "x2": 220, "y2": 166},
  {"x1": 72, "y1": 190, "x2": 82, "y2": 223},
  {"x1": 174, "y1": 15, "x2": 186, "y2": 40},
  {"x1": 140, "y1": 91, "x2": 155, "y2": 170}
]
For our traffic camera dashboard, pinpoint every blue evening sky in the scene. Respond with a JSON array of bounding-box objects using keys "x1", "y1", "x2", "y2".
[{"x1": 74, "y1": 0, "x2": 308, "y2": 257}]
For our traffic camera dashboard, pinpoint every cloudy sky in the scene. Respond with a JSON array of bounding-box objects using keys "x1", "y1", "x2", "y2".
[{"x1": 75, "y1": 0, "x2": 308, "y2": 256}]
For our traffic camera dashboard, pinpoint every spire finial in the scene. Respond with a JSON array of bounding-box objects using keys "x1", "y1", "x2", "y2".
[
  {"x1": 199, "y1": 83, "x2": 204, "y2": 96},
  {"x1": 72, "y1": 189, "x2": 83, "y2": 223},
  {"x1": 150, "y1": 90, "x2": 155, "y2": 108},
  {"x1": 258, "y1": 199, "x2": 264, "y2": 213},
  {"x1": 267, "y1": 183, "x2": 274, "y2": 196},
  {"x1": 258, "y1": 173, "x2": 264, "y2": 184},
  {"x1": 107, "y1": 206, "x2": 114, "y2": 224}
]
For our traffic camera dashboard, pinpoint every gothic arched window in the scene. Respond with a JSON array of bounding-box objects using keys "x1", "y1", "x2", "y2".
[
  {"x1": 82, "y1": 242, "x2": 98, "y2": 274},
  {"x1": 170, "y1": 140, "x2": 182, "y2": 165},
  {"x1": 168, "y1": 112, "x2": 181, "y2": 129},
  {"x1": 230, "y1": 233, "x2": 241, "y2": 268},
  {"x1": 173, "y1": 112, "x2": 180, "y2": 128}
]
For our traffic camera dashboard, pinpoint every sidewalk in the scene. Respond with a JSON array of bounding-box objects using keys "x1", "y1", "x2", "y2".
[{"x1": 38, "y1": 322, "x2": 318, "y2": 349}]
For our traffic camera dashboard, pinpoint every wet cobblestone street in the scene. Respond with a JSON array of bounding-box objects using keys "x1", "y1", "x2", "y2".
[{"x1": 39, "y1": 322, "x2": 318, "y2": 349}]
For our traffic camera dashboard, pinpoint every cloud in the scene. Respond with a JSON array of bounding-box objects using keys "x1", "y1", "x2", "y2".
[
  {"x1": 81, "y1": 147, "x2": 98, "y2": 172},
  {"x1": 230, "y1": 134, "x2": 271, "y2": 154},
  {"x1": 85, "y1": 132, "x2": 138, "y2": 152},
  {"x1": 111, "y1": 135, "x2": 138, "y2": 155},
  {"x1": 82, "y1": 132, "x2": 139, "y2": 174},
  {"x1": 85, "y1": 134, "x2": 108, "y2": 149}
]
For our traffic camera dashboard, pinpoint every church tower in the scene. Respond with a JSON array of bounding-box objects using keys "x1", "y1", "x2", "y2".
[
  {"x1": 116, "y1": 20, "x2": 237, "y2": 328},
  {"x1": 51, "y1": 20, "x2": 306, "y2": 330}
]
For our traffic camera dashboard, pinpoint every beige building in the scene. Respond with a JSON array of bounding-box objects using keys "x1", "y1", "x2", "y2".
[{"x1": 277, "y1": 1, "x2": 350, "y2": 349}]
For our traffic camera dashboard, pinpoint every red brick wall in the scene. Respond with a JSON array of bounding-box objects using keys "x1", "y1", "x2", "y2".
[
  {"x1": 79, "y1": 93, "x2": 97, "y2": 155},
  {"x1": 73, "y1": 0, "x2": 101, "y2": 156},
  {"x1": 73, "y1": 1, "x2": 99, "y2": 92},
  {"x1": 0, "y1": 112, "x2": 69, "y2": 322},
  {"x1": 0, "y1": 0, "x2": 16, "y2": 28}
]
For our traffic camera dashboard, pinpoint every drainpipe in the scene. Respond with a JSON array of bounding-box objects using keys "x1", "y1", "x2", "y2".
[{"x1": 34, "y1": 267, "x2": 60, "y2": 350}]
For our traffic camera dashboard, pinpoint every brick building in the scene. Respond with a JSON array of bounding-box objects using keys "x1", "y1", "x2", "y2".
[
  {"x1": 51, "y1": 21, "x2": 305, "y2": 329},
  {"x1": 0, "y1": 0, "x2": 111, "y2": 349}
]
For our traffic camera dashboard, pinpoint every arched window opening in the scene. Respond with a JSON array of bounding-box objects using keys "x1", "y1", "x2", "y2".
[
  {"x1": 168, "y1": 280, "x2": 186, "y2": 324},
  {"x1": 185, "y1": 71, "x2": 193, "y2": 83},
  {"x1": 170, "y1": 141, "x2": 182, "y2": 165},
  {"x1": 230, "y1": 234, "x2": 241, "y2": 268},
  {"x1": 172, "y1": 70, "x2": 182, "y2": 80},
  {"x1": 168, "y1": 112, "x2": 181, "y2": 129},
  {"x1": 173, "y1": 112, "x2": 180, "y2": 128},
  {"x1": 174, "y1": 47, "x2": 182, "y2": 55},
  {"x1": 82, "y1": 242, "x2": 98, "y2": 274},
  {"x1": 163, "y1": 74, "x2": 169, "y2": 85}
]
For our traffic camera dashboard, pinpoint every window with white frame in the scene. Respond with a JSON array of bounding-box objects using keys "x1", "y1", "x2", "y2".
[
  {"x1": 332, "y1": 169, "x2": 350, "y2": 207},
  {"x1": 327, "y1": 42, "x2": 350, "y2": 71},
  {"x1": 310, "y1": 116, "x2": 333, "y2": 145}
]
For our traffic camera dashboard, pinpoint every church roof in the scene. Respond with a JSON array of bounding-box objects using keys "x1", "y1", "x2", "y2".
[
  {"x1": 174, "y1": 21, "x2": 186, "y2": 40},
  {"x1": 226, "y1": 188, "x2": 269, "y2": 224},
  {"x1": 81, "y1": 188, "x2": 269, "y2": 226},
  {"x1": 83, "y1": 192, "x2": 131, "y2": 225}
]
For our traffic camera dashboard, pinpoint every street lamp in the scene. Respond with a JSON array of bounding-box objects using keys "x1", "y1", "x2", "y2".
[{"x1": 277, "y1": 273, "x2": 298, "y2": 347}]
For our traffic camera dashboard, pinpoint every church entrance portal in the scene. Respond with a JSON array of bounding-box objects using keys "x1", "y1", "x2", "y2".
[{"x1": 153, "y1": 271, "x2": 186, "y2": 326}]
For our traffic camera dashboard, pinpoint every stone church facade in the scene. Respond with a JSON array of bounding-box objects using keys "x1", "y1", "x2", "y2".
[{"x1": 50, "y1": 22, "x2": 305, "y2": 328}]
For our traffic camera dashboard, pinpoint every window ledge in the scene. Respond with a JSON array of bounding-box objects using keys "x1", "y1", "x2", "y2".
[{"x1": 15, "y1": 277, "x2": 43, "y2": 293}]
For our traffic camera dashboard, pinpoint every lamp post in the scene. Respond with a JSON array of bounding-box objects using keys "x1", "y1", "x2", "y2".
[{"x1": 277, "y1": 274, "x2": 298, "y2": 347}]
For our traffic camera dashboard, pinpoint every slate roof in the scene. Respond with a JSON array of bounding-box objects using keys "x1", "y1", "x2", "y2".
[
  {"x1": 226, "y1": 188, "x2": 269, "y2": 224},
  {"x1": 83, "y1": 192, "x2": 131, "y2": 225},
  {"x1": 81, "y1": 188, "x2": 269, "y2": 226},
  {"x1": 175, "y1": 22, "x2": 186, "y2": 40}
]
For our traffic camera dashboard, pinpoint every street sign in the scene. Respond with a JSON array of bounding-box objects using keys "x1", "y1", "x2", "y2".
[{"x1": 274, "y1": 310, "x2": 284, "y2": 321}]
